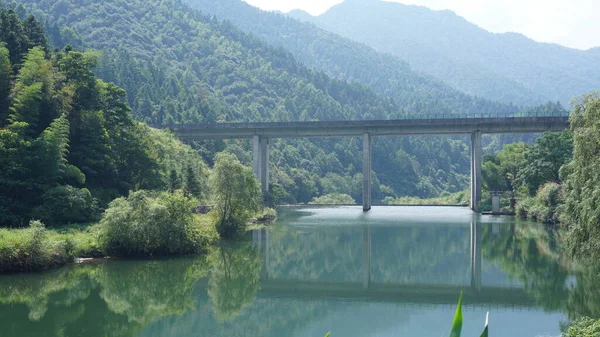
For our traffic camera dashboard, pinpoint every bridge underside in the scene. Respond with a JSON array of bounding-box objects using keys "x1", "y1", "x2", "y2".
[{"x1": 170, "y1": 117, "x2": 569, "y2": 211}]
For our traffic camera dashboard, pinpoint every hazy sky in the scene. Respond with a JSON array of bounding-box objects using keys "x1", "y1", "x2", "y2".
[{"x1": 243, "y1": 0, "x2": 600, "y2": 50}]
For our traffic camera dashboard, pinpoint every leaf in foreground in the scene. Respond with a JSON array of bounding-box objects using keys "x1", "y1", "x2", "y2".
[{"x1": 450, "y1": 291, "x2": 463, "y2": 337}]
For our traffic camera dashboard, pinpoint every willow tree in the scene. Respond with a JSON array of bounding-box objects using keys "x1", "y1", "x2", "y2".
[
  {"x1": 564, "y1": 92, "x2": 600, "y2": 260},
  {"x1": 209, "y1": 152, "x2": 261, "y2": 236}
]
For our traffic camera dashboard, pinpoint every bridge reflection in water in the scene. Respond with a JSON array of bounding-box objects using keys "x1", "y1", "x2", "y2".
[{"x1": 251, "y1": 219, "x2": 534, "y2": 309}]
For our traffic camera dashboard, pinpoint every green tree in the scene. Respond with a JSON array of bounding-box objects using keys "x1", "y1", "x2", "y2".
[
  {"x1": 482, "y1": 142, "x2": 529, "y2": 194},
  {"x1": 0, "y1": 44, "x2": 11, "y2": 123},
  {"x1": 184, "y1": 162, "x2": 202, "y2": 198},
  {"x1": 564, "y1": 92, "x2": 600, "y2": 260},
  {"x1": 209, "y1": 152, "x2": 261, "y2": 236},
  {"x1": 168, "y1": 169, "x2": 180, "y2": 193},
  {"x1": 518, "y1": 131, "x2": 573, "y2": 195}
]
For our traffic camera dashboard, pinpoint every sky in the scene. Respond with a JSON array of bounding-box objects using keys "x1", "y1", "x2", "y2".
[{"x1": 243, "y1": 0, "x2": 600, "y2": 50}]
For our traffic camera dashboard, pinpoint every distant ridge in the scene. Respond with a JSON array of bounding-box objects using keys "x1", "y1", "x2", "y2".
[{"x1": 296, "y1": 0, "x2": 600, "y2": 106}]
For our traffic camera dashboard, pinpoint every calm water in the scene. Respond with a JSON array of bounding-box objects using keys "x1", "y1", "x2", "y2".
[{"x1": 1, "y1": 206, "x2": 598, "y2": 337}]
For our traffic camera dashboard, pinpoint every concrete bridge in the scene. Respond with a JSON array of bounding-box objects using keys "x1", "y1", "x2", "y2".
[{"x1": 169, "y1": 116, "x2": 569, "y2": 210}]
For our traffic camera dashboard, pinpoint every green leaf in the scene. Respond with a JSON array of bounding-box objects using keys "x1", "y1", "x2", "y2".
[
  {"x1": 324, "y1": 333, "x2": 331, "y2": 337},
  {"x1": 479, "y1": 312, "x2": 489, "y2": 337},
  {"x1": 449, "y1": 292, "x2": 463, "y2": 337}
]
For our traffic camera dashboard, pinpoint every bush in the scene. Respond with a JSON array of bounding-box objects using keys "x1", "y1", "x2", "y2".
[
  {"x1": 100, "y1": 190, "x2": 218, "y2": 256},
  {"x1": 34, "y1": 185, "x2": 98, "y2": 226},
  {"x1": 564, "y1": 317, "x2": 600, "y2": 337},
  {"x1": 309, "y1": 193, "x2": 356, "y2": 205},
  {"x1": 516, "y1": 183, "x2": 563, "y2": 224},
  {"x1": 0, "y1": 220, "x2": 72, "y2": 273},
  {"x1": 516, "y1": 197, "x2": 536, "y2": 219}
]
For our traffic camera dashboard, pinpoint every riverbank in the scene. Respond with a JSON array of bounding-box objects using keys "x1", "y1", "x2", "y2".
[{"x1": 0, "y1": 208, "x2": 276, "y2": 274}]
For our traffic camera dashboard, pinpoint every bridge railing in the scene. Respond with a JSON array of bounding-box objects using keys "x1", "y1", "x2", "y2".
[{"x1": 396, "y1": 110, "x2": 570, "y2": 120}]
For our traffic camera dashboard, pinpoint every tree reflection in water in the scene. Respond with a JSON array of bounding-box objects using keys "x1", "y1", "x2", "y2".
[{"x1": 0, "y1": 220, "x2": 599, "y2": 337}]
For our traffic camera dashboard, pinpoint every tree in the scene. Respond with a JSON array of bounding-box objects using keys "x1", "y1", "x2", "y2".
[
  {"x1": 184, "y1": 162, "x2": 202, "y2": 198},
  {"x1": 564, "y1": 92, "x2": 600, "y2": 260},
  {"x1": 209, "y1": 152, "x2": 261, "y2": 236},
  {"x1": 518, "y1": 131, "x2": 573, "y2": 195},
  {"x1": 22, "y1": 15, "x2": 48, "y2": 52},
  {"x1": 168, "y1": 169, "x2": 180, "y2": 193},
  {"x1": 482, "y1": 142, "x2": 529, "y2": 194},
  {"x1": 0, "y1": 44, "x2": 11, "y2": 123}
]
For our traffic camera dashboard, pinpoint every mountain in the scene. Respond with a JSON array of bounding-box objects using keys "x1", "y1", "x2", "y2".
[
  {"x1": 289, "y1": 0, "x2": 600, "y2": 106},
  {"x1": 5, "y1": 0, "x2": 476, "y2": 201},
  {"x1": 184, "y1": 0, "x2": 521, "y2": 116}
]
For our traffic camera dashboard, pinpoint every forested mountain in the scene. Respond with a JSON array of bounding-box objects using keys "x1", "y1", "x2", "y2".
[
  {"x1": 3, "y1": 0, "x2": 487, "y2": 202},
  {"x1": 287, "y1": 0, "x2": 600, "y2": 106},
  {"x1": 0, "y1": 8, "x2": 208, "y2": 226},
  {"x1": 184, "y1": 0, "x2": 520, "y2": 116}
]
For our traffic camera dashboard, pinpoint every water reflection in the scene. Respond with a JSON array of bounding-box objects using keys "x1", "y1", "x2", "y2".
[
  {"x1": 0, "y1": 207, "x2": 598, "y2": 337},
  {"x1": 208, "y1": 242, "x2": 261, "y2": 322}
]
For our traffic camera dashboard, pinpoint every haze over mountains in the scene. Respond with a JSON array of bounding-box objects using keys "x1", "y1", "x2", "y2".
[
  {"x1": 186, "y1": 0, "x2": 539, "y2": 114},
  {"x1": 285, "y1": 0, "x2": 600, "y2": 106}
]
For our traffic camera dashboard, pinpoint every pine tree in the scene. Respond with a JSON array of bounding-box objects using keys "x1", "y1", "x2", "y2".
[
  {"x1": 168, "y1": 169, "x2": 180, "y2": 193},
  {"x1": 0, "y1": 45, "x2": 12, "y2": 124},
  {"x1": 22, "y1": 15, "x2": 48, "y2": 52},
  {"x1": 184, "y1": 163, "x2": 202, "y2": 198}
]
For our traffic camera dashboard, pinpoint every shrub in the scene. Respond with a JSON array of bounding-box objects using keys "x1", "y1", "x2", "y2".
[
  {"x1": 516, "y1": 183, "x2": 563, "y2": 224},
  {"x1": 0, "y1": 220, "x2": 72, "y2": 273},
  {"x1": 516, "y1": 197, "x2": 536, "y2": 219},
  {"x1": 564, "y1": 317, "x2": 600, "y2": 337},
  {"x1": 100, "y1": 190, "x2": 218, "y2": 256},
  {"x1": 34, "y1": 185, "x2": 98, "y2": 226}
]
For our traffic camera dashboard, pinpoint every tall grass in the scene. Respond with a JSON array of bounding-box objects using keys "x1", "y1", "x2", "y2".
[{"x1": 0, "y1": 221, "x2": 71, "y2": 273}]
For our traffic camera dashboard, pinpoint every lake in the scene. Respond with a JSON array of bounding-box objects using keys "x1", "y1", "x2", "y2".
[{"x1": 0, "y1": 206, "x2": 597, "y2": 337}]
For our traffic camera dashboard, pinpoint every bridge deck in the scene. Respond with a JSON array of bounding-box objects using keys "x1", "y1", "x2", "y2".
[{"x1": 169, "y1": 116, "x2": 569, "y2": 139}]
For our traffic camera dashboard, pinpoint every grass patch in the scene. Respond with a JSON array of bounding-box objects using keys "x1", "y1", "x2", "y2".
[{"x1": 0, "y1": 221, "x2": 74, "y2": 273}]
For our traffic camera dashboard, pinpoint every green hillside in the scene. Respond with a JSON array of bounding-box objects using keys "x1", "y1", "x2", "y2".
[
  {"x1": 184, "y1": 0, "x2": 521, "y2": 116},
  {"x1": 3, "y1": 0, "x2": 483, "y2": 201}
]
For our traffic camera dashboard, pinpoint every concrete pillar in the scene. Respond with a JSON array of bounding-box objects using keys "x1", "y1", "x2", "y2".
[
  {"x1": 471, "y1": 131, "x2": 482, "y2": 211},
  {"x1": 362, "y1": 225, "x2": 371, "y2": 289},
  {"x1": 253, "y1": 135, "x2": 261, "y2": 181},
  {"x1": 259, "y1": 137, "x2": 269, "y2": 192},
  {"x1": 470, "y1": 222, "x2": 482, "y2": 292},
  {"x1": 363, "y1": 133, "x2": 372, "y2": 211}
]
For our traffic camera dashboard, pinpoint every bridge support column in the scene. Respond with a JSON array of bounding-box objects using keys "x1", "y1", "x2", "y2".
[
  {"x1": 471, "y1": 131, "x2": 482, "y2": 211},
  {"x1": 253, "y1": 135, "x2": 269, "y2": 193},
  {"x1": 363, "y1": 133, "x2": 372, "y2": 211},
  {"x1": 260, "y1": 137, "x2": 269, "y2": 192},
  {"x1": 253, "y1": 135, "x2": 261, "y2": 180}
]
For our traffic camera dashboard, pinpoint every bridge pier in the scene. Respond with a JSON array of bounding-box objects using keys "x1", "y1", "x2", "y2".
[
  {"x1": 252, "y1": 135, "x2": 270, "y2": 193},
  {"x1": 470, "y1": 131, "x2": 482, "y2": 211},
  {"x1": 363, "y1": 133, "x2": 372, "y2": 211}
]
